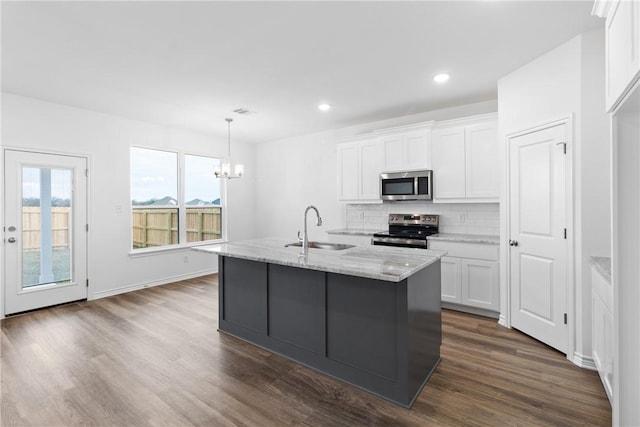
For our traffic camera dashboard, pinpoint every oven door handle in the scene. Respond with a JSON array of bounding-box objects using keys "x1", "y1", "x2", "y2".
[{"x1": 373, "y1": 237, "x2": 427, "y2": 248}]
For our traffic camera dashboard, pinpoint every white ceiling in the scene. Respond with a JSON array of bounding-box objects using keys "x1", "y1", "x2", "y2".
[{"x1": 1, "y1": 1, "x2": 603, "y2": 144}]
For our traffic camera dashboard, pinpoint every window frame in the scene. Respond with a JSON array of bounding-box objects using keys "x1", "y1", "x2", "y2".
[{"x1": 129, "y1": 146, "x2": 226, "y2": 255}]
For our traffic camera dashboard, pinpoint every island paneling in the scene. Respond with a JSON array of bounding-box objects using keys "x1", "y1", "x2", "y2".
[{"x1": 217, "y1": 251, "x2": 441, "y2": 408}]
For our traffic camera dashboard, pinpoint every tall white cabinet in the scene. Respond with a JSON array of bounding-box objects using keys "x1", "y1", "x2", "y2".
[
  {"x1": 431, "y1": 114, "x2": 499, "y2": 203},
  {"x1": 593, "y1": 0, "x2": 640, "y2": 424}
]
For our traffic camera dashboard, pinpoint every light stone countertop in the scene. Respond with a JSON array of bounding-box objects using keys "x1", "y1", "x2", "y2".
[
  {"x1": 193, "y1": 237, "x2": 446, "y2": 283},
  {"x1": 325, "y1": 228, "x2": 383, "y2": 236},
  {"x1": 591, "y1": 256, "x2": 612, "y2": 283},
  {"x1": 427, "y1": 233, "x2": 500, "y2": 245}
]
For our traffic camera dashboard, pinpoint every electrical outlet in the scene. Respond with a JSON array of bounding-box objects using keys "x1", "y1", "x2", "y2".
[
  {"x1": 459, "y1": 213, "x2": 466, "y2": 223},
  {"x1": 115, "y1": 205, "x2": 122, "y2": 214},
  {"x1": 183, "y1": 255, "x2": 189, "y2": 263}
]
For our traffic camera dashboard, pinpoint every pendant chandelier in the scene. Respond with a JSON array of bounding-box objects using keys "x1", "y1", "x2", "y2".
[{"x1": 214, "y1": 118, "x2": 244, "y2": 179}]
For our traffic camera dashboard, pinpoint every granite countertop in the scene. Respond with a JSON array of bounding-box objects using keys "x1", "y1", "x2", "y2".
[
  {"x1": 427, "y1": 233, "x2": 500, "y2": 245},
  {"x1": 325, "y1": 228, "x2": 383, "y2": 236},
  {"x1": 193, "y1": 237, "x2": 446, "y2": 283},
  {"x1": 591, "y1": 256, "x2": 611, "y2": 283}
]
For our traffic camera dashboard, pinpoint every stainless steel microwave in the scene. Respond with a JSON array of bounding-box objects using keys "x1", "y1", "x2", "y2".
[{"x1": 380, "y1": 170, "x2": 433, "y2": 201}]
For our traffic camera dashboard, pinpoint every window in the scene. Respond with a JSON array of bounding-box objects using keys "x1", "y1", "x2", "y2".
[
  {"x1": 185, "y1": 154, "x2": 222, "y2": 243},
  {"x1": 130, "y1": 148, "x2": 222, "y2": 250}
]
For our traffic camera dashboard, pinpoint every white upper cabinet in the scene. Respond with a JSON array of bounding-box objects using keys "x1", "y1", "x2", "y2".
[
  {"x1": 600, "y1": 0, "x2": 640, "y2": 111},
  {"x1": 432, "y1": 114, "x2": 499, "y2": 203},
  {"x1": 465, "y1": 122, "x2": 500, "y2": 198},
  {"x1": 337, "y1": 142, "x2": 359, "y2": 200},
  {"x1": 431, "y1": 127, "x2": 466, "y2": 199},
  {"x1": 337, "y1": 137, "x2": 383, "y2": 202},
  {"x1": 379, "y1": 124, "x2": 432, "y2": 172}
]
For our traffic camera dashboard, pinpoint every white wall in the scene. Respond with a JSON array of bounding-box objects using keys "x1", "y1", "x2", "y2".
[
  {"x1": 254, "y1": 100, "x2": 498, "y2": 242},
  {"x1": 498, "y1": 29, "x2": 609, "y2": 366},
  {"x1": 346, "y1": 203, "x2": 499, "y2": 235},
  {"x1": 1, "y1": 93, "x2": 256, "y2": 316},
  {"x1": 577, "y1": 28, "x2": 610, "y2": 365}
]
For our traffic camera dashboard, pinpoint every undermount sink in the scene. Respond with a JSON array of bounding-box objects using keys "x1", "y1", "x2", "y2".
[{"x1": 284, "y1": 241, "x2": 355, "y2": 251}]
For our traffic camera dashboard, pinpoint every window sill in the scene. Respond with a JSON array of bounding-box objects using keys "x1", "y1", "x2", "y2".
[{"x1": 129, "y1": 240, "x2": 228, "y2": 258}]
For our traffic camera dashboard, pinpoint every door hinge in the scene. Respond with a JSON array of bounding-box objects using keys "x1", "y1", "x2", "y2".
[
  {"x1": 564, "y1": 313, "x2": 568, "y2": 324},
  {"x1": 85, "y1": 169, "x2": 89, "y2": 177},
  {"x1": 86, "y1": 224, "x2": 89, "y2": 232},
  {"x1": 564, "y1": 228, "x2": 567, "y2": 239},
  {"x1": 86, "y1": 279, "x2": 89, "y2": 288},
  {"x1": 556, "y1": 141, "x2": 567, "y2": 154}
]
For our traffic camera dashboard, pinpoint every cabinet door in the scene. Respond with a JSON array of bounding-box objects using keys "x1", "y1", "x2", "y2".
[
  {"x1": 465, "y1": 122, "x2": 499, "y2": 199},
  {"x1": 440, "y1": 256, "x2": 462, "y2": 303},
  {"x1": 606, "y1": 0, "x2": 640, "y2": 110},
  {"x1": 404, "y1": 131, "x2": 429, "y2": 170},
  {"x1": 432, "y1": 127, "x2": 466, "y2": 199},
  {"x1": 337, "y1": 143, "x2": 359, "y2": 200},
  {"x1": 461, "y1": 259, "x2": 499, "y2": 311},
  {"x1": 359, "y1": 140, "x2": 383, "y2": 200},
  {"x1": 382, "y1": 135, "x2": 404, "y2": 171}
]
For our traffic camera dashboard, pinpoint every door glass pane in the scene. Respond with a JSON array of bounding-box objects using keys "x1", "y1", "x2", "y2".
[{"x1": 22, "y1": 167, "x2": 72, "y2": 288}]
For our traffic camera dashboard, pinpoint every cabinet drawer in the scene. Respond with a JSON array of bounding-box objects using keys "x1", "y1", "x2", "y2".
[{"x1": 428, "y1": 240, "x2": 498, "y2": 261}]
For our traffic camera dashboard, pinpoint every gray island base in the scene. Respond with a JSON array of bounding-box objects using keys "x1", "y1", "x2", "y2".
[{"x1": 194, "y1": 238, "x2": 445, "y2": 408}]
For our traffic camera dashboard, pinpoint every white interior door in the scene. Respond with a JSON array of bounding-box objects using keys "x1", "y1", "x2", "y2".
[
  {"x1": 508, "y1": 123, "x2": 568, "y2": 353},
  {"x1": 4, "y1": 150, "x2": 88, "y2": 315}
]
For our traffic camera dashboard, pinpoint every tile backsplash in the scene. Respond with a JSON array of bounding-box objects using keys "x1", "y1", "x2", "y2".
[{"x1": 346, "y1": 202, "x2": 500, "y2": 236}]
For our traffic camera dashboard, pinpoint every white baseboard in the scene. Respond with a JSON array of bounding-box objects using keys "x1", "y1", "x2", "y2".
[
  {"x1": 572, "y1": 352, "x2": 597, "y2": 370},
  {"x1": 498, "y1": 314, "x2": 509, "y2": 328},
  {"x1": 441, "y1": 302, "x2": 499, "y2": 319},
  {"x1": 91, "y1": 269, "x2": 218, "y2": 300}
]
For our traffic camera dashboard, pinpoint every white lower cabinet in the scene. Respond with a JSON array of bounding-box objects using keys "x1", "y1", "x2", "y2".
[
  {"x1": 440, "y1": 257, "x2": 462, "y2": 303},
  {"x1": 428, "y1": 239, "x2": 499, "y2": 315},
  {"x1": 461, "y1": 258, "x2": 499, "y2": 311},
  {"x1": 591, "y1": 264, "x2": 613, "y2": 404}
]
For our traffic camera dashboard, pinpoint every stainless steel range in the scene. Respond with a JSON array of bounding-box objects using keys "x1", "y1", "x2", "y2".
[{"x1": 372, "y1": 214, "x2": 439, "y2": 249}]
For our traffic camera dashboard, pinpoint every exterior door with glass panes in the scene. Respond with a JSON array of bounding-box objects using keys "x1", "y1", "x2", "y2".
[{"x1": 4, "y1": 150, "x2": 88, "y2": 315}]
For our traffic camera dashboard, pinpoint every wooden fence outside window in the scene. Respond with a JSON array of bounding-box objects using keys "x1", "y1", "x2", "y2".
[
  {"x1": 21, "y1": 206, "x2": 222, "y2": 250},
  {"x1": 22, "y1": 207, "x2": 70, "y2": 250},
  {"x1": 132, "y1": 207, "x2": 222, "y2": 249}
]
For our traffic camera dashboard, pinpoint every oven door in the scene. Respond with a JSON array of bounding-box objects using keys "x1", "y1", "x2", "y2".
[{"x1": 372, "y1": 236, "x2": 427, "y2": 249}]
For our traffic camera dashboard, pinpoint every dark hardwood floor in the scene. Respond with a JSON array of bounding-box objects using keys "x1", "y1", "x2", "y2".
[{"x1": 1, "y1": 274, "x2": 611, "y2": 426}]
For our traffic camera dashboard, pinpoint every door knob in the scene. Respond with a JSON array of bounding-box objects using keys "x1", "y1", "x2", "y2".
[
  {"x1": 509, "y1": 240, "x2": 519, "y2": 247},
  {"x1": 7, "y1": 237, "x2": 16, "y2": 243}
]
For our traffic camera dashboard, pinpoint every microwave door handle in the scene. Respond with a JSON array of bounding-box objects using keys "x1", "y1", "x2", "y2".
[{"x1": 414, "y1": 177, "x2": 419, "y2": 196}]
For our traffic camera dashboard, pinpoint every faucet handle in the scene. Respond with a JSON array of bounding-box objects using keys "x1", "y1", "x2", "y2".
[{"x1": 297, "y1": 230, "x2": 302, "y2": 243}]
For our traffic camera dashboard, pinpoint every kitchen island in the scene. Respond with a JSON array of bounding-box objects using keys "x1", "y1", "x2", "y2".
[{"x1": 193, "y1": 238, "x2": 445, "y2": 407}]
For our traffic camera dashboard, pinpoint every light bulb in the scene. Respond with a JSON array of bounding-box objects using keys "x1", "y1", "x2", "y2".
[
  {"x1": 221, "y1": 162, "x2": 231, "y2": 177},
  {"x1": 235, "y1": 164, "x2": 244, "y2": 177}
]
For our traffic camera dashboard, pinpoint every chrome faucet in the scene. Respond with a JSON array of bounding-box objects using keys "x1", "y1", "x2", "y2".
[{"x1": 298, "y1": 205, "x2": 322, "y2": 255}]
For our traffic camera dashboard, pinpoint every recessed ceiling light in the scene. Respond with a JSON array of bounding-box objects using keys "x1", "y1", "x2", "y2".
[
  {"x1": 433, "y1": 73, "x2": 450, "y2": 84},
  {"x1": 318, "y1": 103, "x2": 331, "y2": 112}
]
